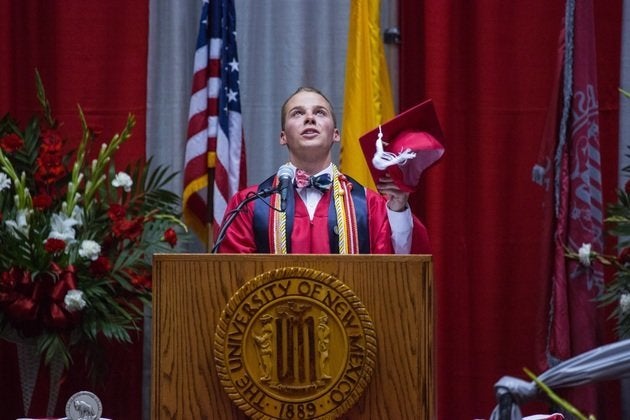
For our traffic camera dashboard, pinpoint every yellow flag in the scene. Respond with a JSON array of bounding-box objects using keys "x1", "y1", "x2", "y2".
[{"x1": 340, "y1": 0, "x2": 395, "y2": 189}]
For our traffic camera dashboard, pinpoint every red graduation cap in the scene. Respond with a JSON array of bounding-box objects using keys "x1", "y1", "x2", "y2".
[{"x1": 359, "y1": 99, "x2": 445, "y2": 192}]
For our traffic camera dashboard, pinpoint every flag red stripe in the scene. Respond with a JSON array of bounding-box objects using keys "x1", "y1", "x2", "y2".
[
  {"x1": 183, "y1": 154, "x2": 208, "y2": 184},
  {"x1": 186, "y1": 113, "x2": 207, "y2": 139},
  {"x1": 209, "y1": 59, "x2": 220, "y2": 77},
  {"x1": 214, "y1": 161, "x2": 230, "y2": 198},
  {"x1": 207, "y1": 96, "x2": 218, "y2": 116},
  {"x1": 191, "y1": 69, "x2": 208, "y2": 93}
]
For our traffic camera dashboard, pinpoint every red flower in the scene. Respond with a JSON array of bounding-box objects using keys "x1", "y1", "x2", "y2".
[
  {"x1": 107, "y1": 203, "x2": 127, "y2": 221},
  {"x1": 35, "y1": 153, "x2": 67, "y2": 185},
  {"x1": 44, "y1": 238, "x2": 66, "y2": 254},
  {"x1": 129, "y1": 271, "x2": 152, "y2": 290},
  {"x1": 112, "y1": 216, "x2": 144, "y2": 242},
  {"x1": 0, "y1": 133, "x2": 24, "y2": 153},
  {"x1": 163, "y1": 228, "x2": 177, "y2": 248},
  {"x1": 90, "y1": 256, "x2": 112, "y2": 276},
  {"x1": 34, "y1": 129, "x2": 67, "y2": 186},
  {"x1": 39, "y1": 129, "x2": 64, "y2": 153},
  {"x1": 32, "y1": 193, "x2": 54, "y2": 210}
]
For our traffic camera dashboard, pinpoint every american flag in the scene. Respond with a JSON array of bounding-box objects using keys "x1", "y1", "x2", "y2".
[{"x1": 183, "y1": 0, "x2": 246, "y2": 246}]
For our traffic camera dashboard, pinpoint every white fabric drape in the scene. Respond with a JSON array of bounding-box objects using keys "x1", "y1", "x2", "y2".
[
  {"x1": 236, "y1": 0, "x2": 350, "y2": 182},
  {"x1": 147, "y1": 0, "x2": 200, "y2": 193}
]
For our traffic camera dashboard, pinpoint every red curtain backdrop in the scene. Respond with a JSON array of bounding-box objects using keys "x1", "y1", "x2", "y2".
[
  {"x1": 0, "y1": 1, "x2": 147, "y2": 167},
  {"x1": 0, "y1": 1, "x2": 624, "y2": 419},
  {"x1": 401, "y1": 1, "x2": 621, "y2": 418},
  {"x1": 0, "y1": 1, "x2": 148, "y2": 418}
]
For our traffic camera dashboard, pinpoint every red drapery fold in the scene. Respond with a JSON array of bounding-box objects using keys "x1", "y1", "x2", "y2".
[
  {"x1": 0, "y1": 1, "x2": 148, "y2": 418},
  {"x1": 401, "y1": 0, "x2": 621, "y2": 418}
]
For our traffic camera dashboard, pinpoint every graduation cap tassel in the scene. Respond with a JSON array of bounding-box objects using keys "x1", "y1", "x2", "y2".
[{"x1": 371, "y1": 125, "x2": 417, "y2": 170}]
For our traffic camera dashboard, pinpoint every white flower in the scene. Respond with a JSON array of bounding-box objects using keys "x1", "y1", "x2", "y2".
[
  {"x1": 621, "y1": 294, "x2": 630, "y2": 314},
  {"x1": 0, "y1": 172, "x2": 11, "y2": 191},
  {"x1": 71, "y1": 205, "x2": 85, "y2": 227},
  {"x1": 578, "y1": 243, "x2": 592, "y2": 267},
  {"x1": 48, "y1": 212, "x2": 79, "y2": 242},
  {"x1": 5, "y1": 209, "x2": 30, "y2": 236},
  {"x1": 112, "y1": 171, "x2": 133, "y2": 192},
  {"x1": 64, "y1": 289, "x2": 87, "y2": 312},
  {"x1": 79, "y1": 240, "x2": 101, "y2": 261}
]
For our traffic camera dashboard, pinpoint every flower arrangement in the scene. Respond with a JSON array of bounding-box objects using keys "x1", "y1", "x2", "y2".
[{"x1": 0, "y1": 71, "x2": 185, "y2": 373}]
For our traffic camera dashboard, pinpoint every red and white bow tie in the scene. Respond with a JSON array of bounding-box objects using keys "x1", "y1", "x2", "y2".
[{"x1": 294, "y1": 169, "x2": 332, "y2": 192}]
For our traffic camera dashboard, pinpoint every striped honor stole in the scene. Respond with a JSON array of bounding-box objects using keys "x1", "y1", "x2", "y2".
[{"x1": 253, "y1": 165, "x2": 369, "y2": 254}]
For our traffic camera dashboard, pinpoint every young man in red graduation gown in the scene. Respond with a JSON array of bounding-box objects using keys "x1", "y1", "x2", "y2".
[{"x1": 216, "y1": 87, "x2": 430, "y2": 254}]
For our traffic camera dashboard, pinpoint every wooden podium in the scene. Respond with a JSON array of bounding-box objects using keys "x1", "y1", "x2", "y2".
[{"x1": 151, "y1": 254, "x2": 434, "y2": 419}]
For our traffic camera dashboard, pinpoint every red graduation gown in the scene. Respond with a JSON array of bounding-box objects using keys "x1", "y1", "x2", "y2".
[{"x1": 217, "y1": 185, "x2": 430, "y2": 254}]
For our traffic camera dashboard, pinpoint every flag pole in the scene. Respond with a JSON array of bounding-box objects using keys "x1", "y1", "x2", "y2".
[{"x1": 206, "y1": 167, "x2": 215, "y2": 252}]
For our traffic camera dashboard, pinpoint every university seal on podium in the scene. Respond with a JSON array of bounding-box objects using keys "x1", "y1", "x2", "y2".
[{"x1": 214, "y1": 267, "x2": 377, "y2": 419}]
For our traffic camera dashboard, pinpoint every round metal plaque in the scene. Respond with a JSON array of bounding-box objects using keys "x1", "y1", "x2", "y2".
[
  {"x1": 65, "y1": 390, "x2": 102, "y2": 420},
  {"x1": 214, "y1": 267, "x2": 377, "y2": 419}
]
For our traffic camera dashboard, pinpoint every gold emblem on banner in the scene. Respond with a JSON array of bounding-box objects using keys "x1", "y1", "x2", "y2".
[{"x1": 214, "y1": 267, "x2": 377, "y2": 419}]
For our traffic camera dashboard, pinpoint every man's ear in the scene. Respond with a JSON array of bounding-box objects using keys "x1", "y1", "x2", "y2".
[{"x1": 332, "y1": 128, "x2": 341, "y2": 144}]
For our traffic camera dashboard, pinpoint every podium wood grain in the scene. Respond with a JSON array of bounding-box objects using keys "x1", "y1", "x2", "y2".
[{"x1": 152, "y1": 254, "x2": 434, "y2": 419}]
